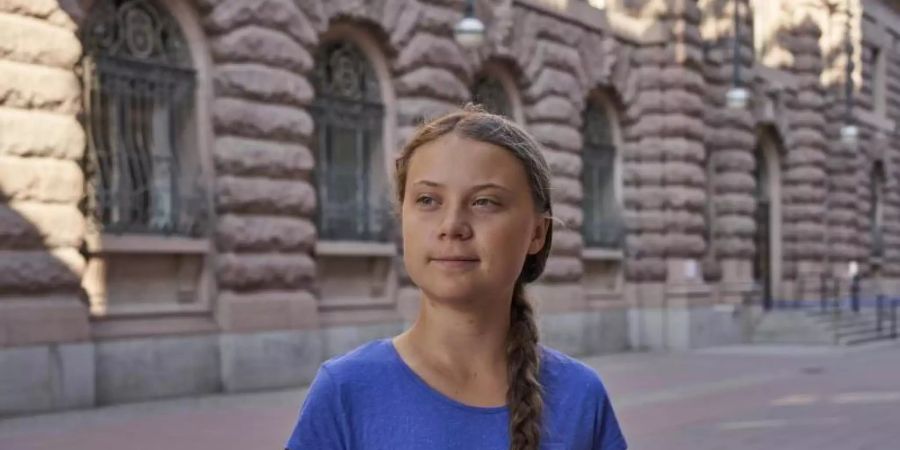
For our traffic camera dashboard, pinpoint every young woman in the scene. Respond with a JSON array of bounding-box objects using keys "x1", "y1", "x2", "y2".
[{"x1": 286, "y1": 107, "x2": 626, "y2": 450}]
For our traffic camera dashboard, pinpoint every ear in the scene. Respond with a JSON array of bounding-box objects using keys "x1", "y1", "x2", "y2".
[{"x1": 527, "y1": 216, "x2": 550, "y2": 255}]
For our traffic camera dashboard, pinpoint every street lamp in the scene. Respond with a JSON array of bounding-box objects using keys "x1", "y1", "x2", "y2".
[
  {"x1": 840, "y1": 0, "x2": 858, "y2": 146},
  {"x1": 454, "y1": 0, "x2": 485, "y2": 49},
  {"x1": 726, "y1": 0, "x2": 749, "y2": 109}
]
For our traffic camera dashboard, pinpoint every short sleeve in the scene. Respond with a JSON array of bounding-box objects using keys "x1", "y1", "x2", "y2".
[
  {"x1": 285, "y1": 366, "x2": 349, "y2": 450},
  {"x1": 595, "y1": 394, "x2": 627, "y2": 450}
]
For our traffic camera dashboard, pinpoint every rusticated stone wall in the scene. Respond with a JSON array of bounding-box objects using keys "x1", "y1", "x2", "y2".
[
  {"x1": 507, "y1": 3, "x2": 632, "y2": 285},
  {"x1": 856, "y1": 3, "x2": 900, "y2": 279},
  {"x1": 0, "y1": 0, "x2": 89, "y2": 346},
  {"x1": 659, "y1": 1, "x2": 708, "y2": 270},
  {"x1": 821, "y1": 0, "x2": 862, "y2": 277},
  {"x1": 778, "y1": 9, "x2": 829, "y2": 284},
  {"x1": 622, "y1": 36, "x2": 675, "y2": 282},
  {"x1": 1, "y1": 0, "x2": 899, "y2": 344},
  {"x1": 878, "y1": 21, "x2": 900, "y2": 279},
  {"x1": 514, "y1": 7, "x2": 593, "y2": 284},
  {"x1": 195, "y1": 0, "x2": 320, "y2": 317},
  {"x1": 192, "y1": 0, "x2": 672, "y2": 309},
  {"x1": 699, "y1": 0, "x2": 756, "y2": 282}
]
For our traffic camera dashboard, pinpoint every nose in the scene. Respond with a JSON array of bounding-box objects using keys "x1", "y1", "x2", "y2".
[{"x1": 437, "y1": 204, "x2": 473, "y2": 241}]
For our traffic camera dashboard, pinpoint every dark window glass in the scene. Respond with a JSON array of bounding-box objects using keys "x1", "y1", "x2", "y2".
[
  {"x1": 311, "y1": 41, "x2": 391, "y2": 241},
  {"x1": 581, "y1": 101, "x2": 623, "y2": 248},
  {"x1": 472, "y1": 75, "x2": 512, "y2": 118},
  {"x1": 82, "y1": 0, "x2": 205, "y2": 236}
]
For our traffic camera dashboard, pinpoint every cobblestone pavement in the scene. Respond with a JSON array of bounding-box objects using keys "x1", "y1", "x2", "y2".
[{"x1": 2, "y1": 341, "x2": 899, "y2": 450}]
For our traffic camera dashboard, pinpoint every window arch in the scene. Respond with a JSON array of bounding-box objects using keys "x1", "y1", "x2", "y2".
[
  {"x1": 82, "y1": 0, "x2": 206, "y2": 236},
  {"x1": 581, "y1": 96, "x2": 624, "y2": 249},
  {"x1": 470, "y1": 61, "x2": 524, "y2": 123},
  {"x1": 472, "y1": 73, "x2": 512, "y2": 117},
  {"x1": 311, "y1": 40, "x2": 391, "y2": 242}
]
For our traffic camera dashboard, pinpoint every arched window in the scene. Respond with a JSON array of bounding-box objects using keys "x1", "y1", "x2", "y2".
[
  {"x1": 870, "y1": 161, "x2": 885, "y2": 258},
  {"x1": 311, "y1": 41, "x2": 390, "y2": 242},
  {"x1": 471, "y1": 74, "x2": 512, "y2": 118},
  {"x1": 82, "y1": 0, "x2": 205, "y2": 236},
  {"x1": 581, "y1": 99, "x2": 623, "y2": 249}
]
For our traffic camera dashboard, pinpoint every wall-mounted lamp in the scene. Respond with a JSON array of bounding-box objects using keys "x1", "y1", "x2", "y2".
[
  {"x1": 454, "y1": 0, "x2": 485, "y2": 49},
  {"x1": 840, "y1": 124, "x2": 859, "y2": 146},
  {"x1": 726, "y1": 87, "x2": 750, "y2": 109}
]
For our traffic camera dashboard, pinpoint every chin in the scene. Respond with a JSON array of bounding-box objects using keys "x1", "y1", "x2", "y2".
[{"x1": 417, "y1": 278, "x2": 483, "y2": 304}]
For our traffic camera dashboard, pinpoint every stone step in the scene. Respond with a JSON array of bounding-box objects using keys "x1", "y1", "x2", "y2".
[
  {"x1": 836, "y1": 324, "x2": 883, "y2": 339},
  {"x1": 751, "y1": 311, "x2": 836, "y2": 345},
  {"x1": 834, "y1": 317, "x2": 880, "y2": 331},
  {"x1": 841, "y1": 330, "x2": 899, "y2": 346}
]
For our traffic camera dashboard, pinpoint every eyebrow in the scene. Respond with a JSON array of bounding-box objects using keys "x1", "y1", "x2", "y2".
[{"x1": 412, "y1": 180, "x2": 512, "y2": 193}]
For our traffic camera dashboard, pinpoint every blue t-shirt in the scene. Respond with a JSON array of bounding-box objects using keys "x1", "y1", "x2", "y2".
[{"x1": 286, "y1": 339, "x2": 627, "y2": 450}]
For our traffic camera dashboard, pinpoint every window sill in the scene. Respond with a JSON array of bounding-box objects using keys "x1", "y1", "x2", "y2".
[
  {"x1": 316, "y1": 240, "x2": 397, "y2": 257},
  {"x1": 85, "y1": 233, "x2": 211, "y2": 255},
  {"x1": 583, "y1": 247, "x2": 624, "y2": 261}
]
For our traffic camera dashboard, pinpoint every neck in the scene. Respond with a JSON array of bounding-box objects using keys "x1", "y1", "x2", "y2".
[{"x1": 401, "y1": 289, "x2": 513, "y2": 379}]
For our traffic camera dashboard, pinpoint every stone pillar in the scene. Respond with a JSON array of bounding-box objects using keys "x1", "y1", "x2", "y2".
[
  {"x1": 622, "y1": 24, "x2": 675, "y2": 349},
  {"x1": 821, "y1": 0, "x2": 860, "y2": 296},
  {"x1": 195, "y1": 0, "x2": 320, "y2": 334},
  {"x1": 195, "y1": 0, "x2": 323, "y2": 393},
  {"x1": 0, "y1": 0, "x2": 93, "y2": 414},
  {"x1": 780, "y1": 5, "x2": 830, "y2": 300},
  {"x1": 700, "y1": 0, "x2": 757, "y2": 306},
  {"x1": 620, "y1": 0, "x2": 729, "y2": 350},
  {"x1": 518, "y1": 18, "x2": 589, "y2": 311}
]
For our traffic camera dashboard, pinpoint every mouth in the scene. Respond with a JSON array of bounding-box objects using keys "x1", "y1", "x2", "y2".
[{"x1": 429, "y1": 256, "x2": 480, "y2": 270}]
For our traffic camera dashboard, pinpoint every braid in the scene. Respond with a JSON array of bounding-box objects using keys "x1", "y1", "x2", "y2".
[{"x1": 506, "y1": 282, "x2": 543, "y2": 450}]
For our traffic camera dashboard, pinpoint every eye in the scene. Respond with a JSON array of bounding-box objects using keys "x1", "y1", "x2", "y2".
[
  {"x1": 415, "y1": 194, "x2": 437, "y2": 208},
  {"x1": 473, "y1": 198, "x2": 500, "y2": 208}
]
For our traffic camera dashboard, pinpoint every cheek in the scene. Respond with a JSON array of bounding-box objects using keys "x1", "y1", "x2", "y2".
[
  {"x1": 479, "y1": 216, "x2": 534, "y2": 266},
  {"x1": 400, "y1": 212, "x2": 428, "y2": 258}
]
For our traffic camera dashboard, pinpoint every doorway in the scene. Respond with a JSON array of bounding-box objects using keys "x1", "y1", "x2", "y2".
[{"x1": 753, "y1": 130, "x2": 784, "y2": 309}]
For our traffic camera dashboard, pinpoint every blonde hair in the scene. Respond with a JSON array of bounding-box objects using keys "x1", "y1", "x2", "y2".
[{"x1": 394, "y1": 105, "x2": 553, "y2": 450}]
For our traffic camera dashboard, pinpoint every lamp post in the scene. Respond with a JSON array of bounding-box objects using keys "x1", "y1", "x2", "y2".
[
  {"x1": 726, "y1": 0, "x2": 749, "y2": 109},
  {"x1": 454, "y1": 0, "x2": 485, "y2": 49},
  {"x1": 840, "y1": 0, "x2": 858, "y2": 146}
]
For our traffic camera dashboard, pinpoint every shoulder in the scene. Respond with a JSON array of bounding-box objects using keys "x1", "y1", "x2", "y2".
[
  {"x1": 539, "y1": 345, "x2": 611, "y2": 397},
  {"x1": 318, "y1": 338, "x2": 397, "y2": 386}
]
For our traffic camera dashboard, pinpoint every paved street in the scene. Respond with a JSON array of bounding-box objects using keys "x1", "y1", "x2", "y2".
[{"x1": 1, "y1": 341, "x2": 899, "y2": 450}]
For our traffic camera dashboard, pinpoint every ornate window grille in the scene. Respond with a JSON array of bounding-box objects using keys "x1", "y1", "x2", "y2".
[
  {"x1": 81, "y1": 0, "x2": 206, "y2": 236},
  {"x1": 311, "y1": 41, "x2": 392, "y2": 242},
  {"x1": 472, "y1": 75, "x2": 512, "y2": 118},
  {"x1": 581, "y1": 101, "x2": 624, "y2": 248}
]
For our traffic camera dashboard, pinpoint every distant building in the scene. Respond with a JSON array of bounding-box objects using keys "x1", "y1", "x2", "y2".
[{"x1": 0, "y1": 0, "x2": 897, "y2": 415}]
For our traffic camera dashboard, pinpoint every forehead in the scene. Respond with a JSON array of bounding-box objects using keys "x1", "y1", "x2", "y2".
[{"x1": 406, "y1": 133, "x2": 530, "y2": 189}]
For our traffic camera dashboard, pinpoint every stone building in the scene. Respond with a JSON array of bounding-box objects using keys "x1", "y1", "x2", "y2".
[{"x1": 0, "y1": 0, "x2": 897, "y2": 415}]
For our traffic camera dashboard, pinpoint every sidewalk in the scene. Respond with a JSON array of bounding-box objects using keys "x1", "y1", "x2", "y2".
[{"x1": 1, "y1": 341, "x2": 899, "y2": 449}]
